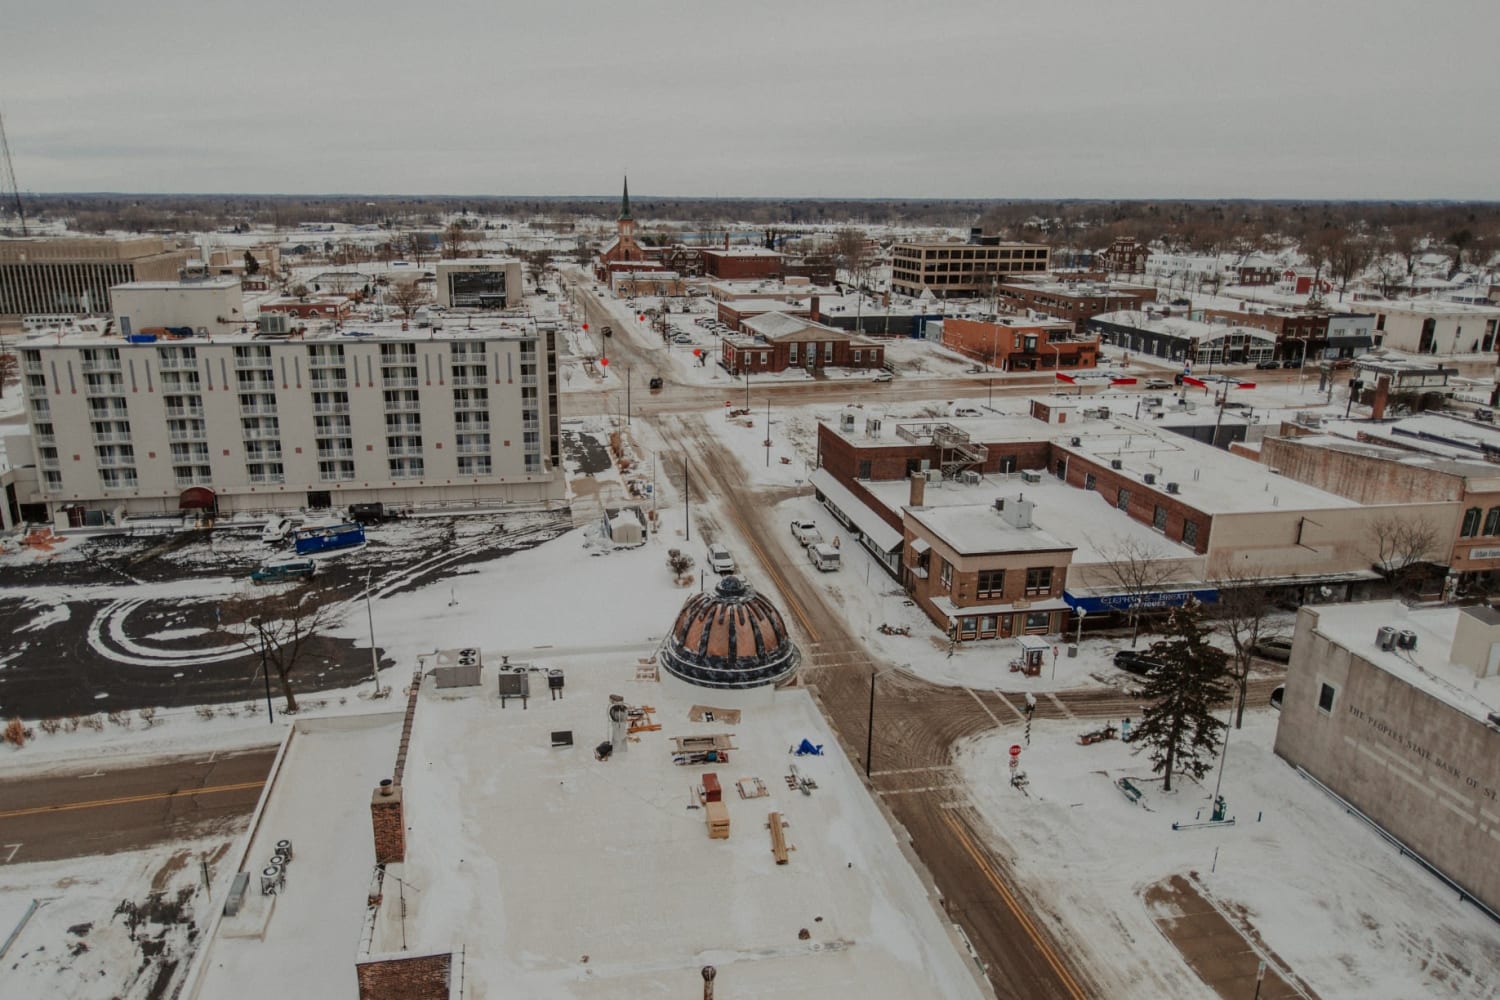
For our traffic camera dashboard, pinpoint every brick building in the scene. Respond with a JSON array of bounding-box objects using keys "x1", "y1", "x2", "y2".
[
  {"x1": 938, "y1": 316, "x2": 1097, "y2": 371},
  {"x1": 1098, "y1": 236, "x2": 1150, "y2": 276},
  {"x1": 0, "y1": 235, "x2": 192, "y2": 326},
  {"x1": 700, "y1": 247, "x2": 785, "y2": 281},
  {"x1": 719, "y1": 312, "x2": 884, "y2": 375},
  {"x1": 993, "y1": 281, "x2": 1157, "y2": 333}
]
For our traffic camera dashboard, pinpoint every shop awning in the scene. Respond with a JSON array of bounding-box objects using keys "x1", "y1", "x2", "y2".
[{"x1": 810, "y1": 469, "x2": 903, "y2": 554}]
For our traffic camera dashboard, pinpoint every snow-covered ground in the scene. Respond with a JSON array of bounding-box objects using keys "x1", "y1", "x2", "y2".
[{"x1": 957, "y1": 712, "x2": 1500, "y2": 999}]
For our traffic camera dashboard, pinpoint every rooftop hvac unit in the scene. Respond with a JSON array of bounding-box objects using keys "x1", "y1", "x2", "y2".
[
  {"x1": 994, "y1": 498, "x2": 1006, "y2": 511},
  {"x1": 260, "y1": 865, "x2": 283, "y2": 896},
  {"x1": 1110, "y1": 459, "x2": 1123, "y2": 470},
  {"x1": 1070, "y1": 436, "x2": 1082, "y2": 446},
  {"x1": 1083, "y1": 409, "x2": 1100, "y2": 418},
  {"x1": 275, "y1": 839, "x2": 294, "y2": 861},
  {"x1": 919, "y1": 459, "x2": 930, "y2": 472},
  {"x1": 1165, "y1": 482, "x2": 1180, "y2": 494},
  {"x1": 459, "y1": 648, "x2": 478, "y2": 658},
  {"x1": 1098, "y1": 406, "x2": 1111, "y2": 419},
  {"x1": 925, "y1": 469, "x2": 942, "y2": 483},
  {"x1": 840, "y1": 412, "x2": 856, "y2": 431},
  {"x1": 1144, "y1": 473, "x2": 1156, "y2": 485},
  {"x1": 1396, "y1": 629, "x2": 1418, "y2": 650},
  {"x1": 1376, "y1": 625, "x2": 1396, "y2": 650},
  {"x1": 962, "y1": 470, "x2": 982, "y2": 485},
  {"x1": 458, "y1": 654, "x2": 478, "y2": 667},
  {"x1": 1021, "y1": 470, "x2": 1042, "y2": 484}
]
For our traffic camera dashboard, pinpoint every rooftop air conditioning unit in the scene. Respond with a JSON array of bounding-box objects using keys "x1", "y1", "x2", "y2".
[
  {"x1": 1396, "y1": 629, "x2": 1418, "y2": 650},
  {"x1": 1143, "y1": 473, "x2": 1157, "y2": 485},
  {"x1": 1110, "y1": 459, "x2": 1123, "y2": 470},
  {"x1": 1021, "y1": 470, "x2": 1042, "y2": 484},
  {"x1": 1376, "y1": 625, "x2": 1396, "y2": 650},
  {"x1": 1165, "y1": 482, "x2": 1180, "y2": 494},
  {"x1": 962, "y1": 470, "x2": 981, "y2": 485},
  {"x1": 459, "y1": 648, "x2": 478, "y2": 658},
  {"x1": 1097, "y1": 406, "x2": 1111, "y2": 419},
  {"x1": 1070, "y1": 436, "x2": 1082, "y2": 446},
  {"x1": 926, "y1": 470, "x2": 942, "y2": 483}
]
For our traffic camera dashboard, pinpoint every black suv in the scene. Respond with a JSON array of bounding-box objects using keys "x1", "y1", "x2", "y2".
[{"x1": 1113, "y1": 649, "x2": 1162, "y2": 675}]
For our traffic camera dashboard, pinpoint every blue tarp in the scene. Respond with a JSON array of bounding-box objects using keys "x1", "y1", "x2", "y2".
[{"x1": 794, "y1": 739, "x2": 824, "y2": 757}]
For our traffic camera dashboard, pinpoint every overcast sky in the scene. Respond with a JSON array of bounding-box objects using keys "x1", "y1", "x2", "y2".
[{"x1": 2, "y1": 0, "x2": 1497, "y2": 200}]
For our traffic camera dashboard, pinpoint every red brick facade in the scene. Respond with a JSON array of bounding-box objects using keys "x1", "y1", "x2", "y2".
[
  {"x1": 700, "y1": 249, "x2": 784, "y2": 280},
  {"x1": 994, "y1": 283, "x2": 1157, "y2": 333},
  {"x1": 721, "y1": 332, "x2": 884, "y2": 375},
  {"x1": 941, "y1": 317, "x2": 1098, "y2": 371},
  {"x1": 356, "y1": 952, "x2": 452, "y2": 1000},
  {"x1": 1059, "y1": 453, "x2": 1209, "y2": 554}
]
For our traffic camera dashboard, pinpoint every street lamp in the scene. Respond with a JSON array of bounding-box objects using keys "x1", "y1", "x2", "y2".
[
  {"x1": 364, "y1": 570, "x2": 383, "y2": 695},
  {"x1": 1074, "y1": 607, "x2": 1087, "y2": 648}
]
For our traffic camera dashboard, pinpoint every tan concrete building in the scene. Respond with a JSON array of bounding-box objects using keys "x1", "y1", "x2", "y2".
[
  {"x1": 112, "y1": 277, "x2": 248, "y2": 339},
  {"x1": 8, "y1": 320, "x2": 564, "y2": 524},
  {"x1": 0, "y1": 236, "x2": 191, "y2": 325},
  {"x1": 1274, "y1": 602, "x2": 1500, "y2": 916},
  {"x1": 889, "y1": 238, "x2": 1049, "y2": 299}
]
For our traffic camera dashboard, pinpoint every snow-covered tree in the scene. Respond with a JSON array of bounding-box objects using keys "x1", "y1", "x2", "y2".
[{"x1": 1130, "y1": 599, "x2": 1230, "y2": 792}]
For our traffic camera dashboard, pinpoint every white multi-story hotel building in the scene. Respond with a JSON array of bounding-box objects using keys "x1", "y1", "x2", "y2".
[{"x1": 6, "y1": 320, "x2": 564, "y2": 524}]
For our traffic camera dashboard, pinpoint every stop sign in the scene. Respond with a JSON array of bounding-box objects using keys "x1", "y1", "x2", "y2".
[
  {"x1": 599, "y1": 356, "x2": 609, "y2": 367},
  {"x1": 1009, "y1": 744, "x2": 1022, "y2": 758},
  {"x1": 582, "y1": 323, "x2": 589, "y2": 331}
]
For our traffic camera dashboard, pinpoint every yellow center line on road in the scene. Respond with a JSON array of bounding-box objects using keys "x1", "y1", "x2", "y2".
[
  {"x1": 941, "y1": 810, "x2": 1089, "y2": 1000},
  {"x1": 0, "y1": 780, "x2": 266, "y2": 820}
]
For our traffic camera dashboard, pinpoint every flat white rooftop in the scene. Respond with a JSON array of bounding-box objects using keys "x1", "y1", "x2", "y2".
[
  {"x1": 15, "y1": 313, "x2": 543, "y2": 348},
  {"x1": 362, "y1": 656, "x2": 987, "y2": 998},
  {"x1": 1305, "y1": 602, "x2": 1500, "y2": 720}
]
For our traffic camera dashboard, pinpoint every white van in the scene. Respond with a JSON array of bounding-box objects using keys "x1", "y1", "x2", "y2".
[{"x1": 808, "y1": 543, "x2": 841, "y2": 572}]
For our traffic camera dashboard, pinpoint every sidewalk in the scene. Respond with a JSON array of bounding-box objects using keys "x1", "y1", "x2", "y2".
[{"x1": 1143, "y1": 873, "x2": 1316, "y2": 1000}]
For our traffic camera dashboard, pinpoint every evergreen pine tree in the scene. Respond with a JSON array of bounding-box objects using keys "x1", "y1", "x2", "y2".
[{"x1": 1130, "y1": 599, "x2": 1230, "y2": 791}]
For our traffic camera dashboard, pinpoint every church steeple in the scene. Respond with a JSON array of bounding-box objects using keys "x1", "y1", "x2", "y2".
[{"x1": 619, "y1": 176, "x2": 632, "y2": 222}]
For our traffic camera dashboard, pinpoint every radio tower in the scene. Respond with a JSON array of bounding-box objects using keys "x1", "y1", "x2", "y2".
[{"x1": 0, "y1": 109, "x2": 27, "y2": 236}]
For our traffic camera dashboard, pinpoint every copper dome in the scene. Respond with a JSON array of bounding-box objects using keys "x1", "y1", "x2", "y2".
[{"x1": 659, "y1": 576, "x2": 800, "y2": 689}]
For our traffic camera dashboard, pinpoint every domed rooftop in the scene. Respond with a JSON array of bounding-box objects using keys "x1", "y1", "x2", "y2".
[{"x1": 659, "y1": 576, "x2": 800, "y2": 689}]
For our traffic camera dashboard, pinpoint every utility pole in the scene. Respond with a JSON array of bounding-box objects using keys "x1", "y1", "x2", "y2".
[
  {"x1": 684, "y1": 460, "x2": 690, "y2": 541},
  {"x1": 765, "y1": 399, "x2": 771, "y2": 466},
  {"x1": 864, "y1": 670, "x2": 877, "y2": 777}
]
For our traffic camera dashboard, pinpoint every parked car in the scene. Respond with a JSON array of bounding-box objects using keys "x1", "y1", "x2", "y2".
[
  {"x1": 261, "y1": 516, "x2": 297, "y2": 544},
  {"x1": 1252, "y1": 637, "x2": 1293, "y2": 662},
  {"x1": 808, "y1": 542, "x2": 841, "y2": 572},
  {"x1": 1256, "y1": 359, "x2": 1281, "y2": 370},
  {"x1": 251, "y1": 559, "x2": 317, "y2": 584},
  {"x1": 706, "y1": 543, "x2": 736, "y2": 574},
  {"x1": 790, "y1": 519, "x2": 823, "y2": 546},
  {"x1": 872, "y1": 371, "x2": 893, "y2": 383},
  {"x1": 672, "y1": 334, "x2": 693, "y2": 344},
  {"x1": 648, "y1": 376, "x2": 664, "y2": 390},
  {"x1": 1113, "y1": 649, "x2": 1162, "y2": 676},
  {"x1": 1280, "y1": 359, "x2": 1301, "y2": 368},
  {"x1": 1145, "y1": 378, "x2": 1172, "y2": 389}
]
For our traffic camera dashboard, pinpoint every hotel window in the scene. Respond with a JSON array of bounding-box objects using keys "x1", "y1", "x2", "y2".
[
  {"x1": 976, "y1": 569, "x2": 1005, "y2": 599},
  {"x1": 1025, "y1": 567, "x2": 1052, "y2": 596}
]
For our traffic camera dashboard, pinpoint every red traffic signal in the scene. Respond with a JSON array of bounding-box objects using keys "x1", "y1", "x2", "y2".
[{"x1": 599, "y1": 356, "x2": 609, "y2": 367}]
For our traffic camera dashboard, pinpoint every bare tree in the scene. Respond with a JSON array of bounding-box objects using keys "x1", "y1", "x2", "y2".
[
  {"x1": 1089, "y1": 536, "x2": 1181, "y2": 646},
  {"x1": 830, "y1": 228, "x2": 872, "y2": 291},
  {"x1": 1326, "y1": 230, "x2": 1374, "y2": 302},
  {"x1": 1367, "y1": 513, "x2": 1441, "y2": 596},
  {"x1": 1210, "y1": 569, "x2": 1283, "y2": 729},
  {"x1": 442, "y1": 221, "x2": 478, "y2": 259},
  {"x1": 222, "y1": 588, "x2": 344, "y2": 713},
  {"x1": 387, "y1": 279, "x2": 432, "y2": 319}
]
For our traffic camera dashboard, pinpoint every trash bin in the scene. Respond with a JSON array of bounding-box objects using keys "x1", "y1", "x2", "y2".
[{"x1": 1067, "y1": 643, "x2": 1078, "y2": 658}]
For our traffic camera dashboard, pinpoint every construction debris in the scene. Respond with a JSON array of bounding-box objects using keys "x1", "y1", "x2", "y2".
[
  {"x1": 767, "y1": 812, "x2": 790, "y2": 864},
  {"x1": 735, "y1": 777, "x2": 768, "y2": 800},
  {"x1": 688, "y1": 705, "x2": 741, "y2": 724}
]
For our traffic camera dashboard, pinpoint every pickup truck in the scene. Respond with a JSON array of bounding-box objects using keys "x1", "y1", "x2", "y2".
[{"x1": 790, "y1": 519, "x2": 823, "y2": 547}]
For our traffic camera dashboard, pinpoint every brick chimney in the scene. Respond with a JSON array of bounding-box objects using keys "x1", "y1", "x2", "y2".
[
  {"x1": 1370, "y1": 374, "x2": 1391, "y2": 420},
  {"x1": 809, "y1": 295, "x2": 820, "y2": 323},
  {"x1": 909, "y1": 471, "x2": 926, "y2": 507},
  {"x1": 371, "y1": 779, "x2": 406, "y2": 864}
]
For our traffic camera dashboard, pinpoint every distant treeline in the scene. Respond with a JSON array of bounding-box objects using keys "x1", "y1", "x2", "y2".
[{"x1": 6, "y1": 193, "x2": 1499, "y2": 258}]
